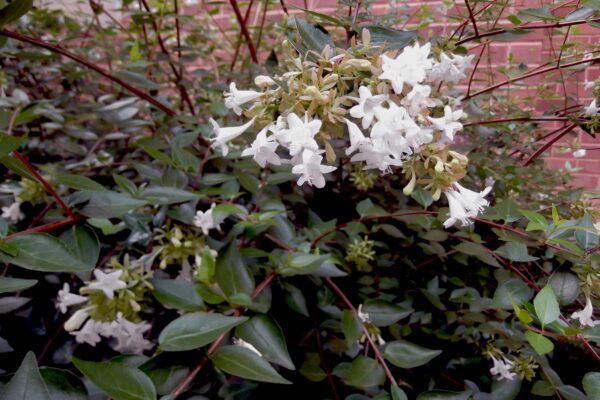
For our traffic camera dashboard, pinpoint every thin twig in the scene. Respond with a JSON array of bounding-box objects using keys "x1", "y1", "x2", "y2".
[
  {"x1": 0, "y1": 29, "x2": 176, "y2": 117},
  {"x1": 229, "y1": 0, "x2": 259, "y2": 63},
  {"x1": 464, "y1": 0, "x2": 479, "y2": 37}
]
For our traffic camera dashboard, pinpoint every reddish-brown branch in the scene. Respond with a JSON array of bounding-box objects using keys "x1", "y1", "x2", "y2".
[
  {"x1": 5, "y1": 215, "x2": 82, "y2": 240},
  {"x1": 229, "y1": 0, "x2": 259, "y2": 63},
  {"x1": 313, "y1": 322, "x2": 341, "y2": 400},
  {"x1": 456, "y1": 17, "x2": 600, "y2": 47},
  {"x1": 464, "y1": 116, "x2": 568, "y2": 126},
  {"x1": 464, "y1": 55, "x2": 600, "y2": 100},
  {"x1": 324, "y1": 277, "x2": 401, "y2": 387},
  {"x1": 523, "y1": 123, "x2": 577, "y2": 166},
  {"x1": 170, "y1": 272, "x2": 277, "y2": 398},
  {"x1": 12, "y1": 151, "x2": 75, "y2": 217},
  {"x1": 230, "y1": 0, "x2": 255, "y2": 71},
  {"x1": 464, "y1": 0, "x2": 479, "y2": 37},
  {"x1": 0, "y1": 29, "x2": 176, "y2": 117}
]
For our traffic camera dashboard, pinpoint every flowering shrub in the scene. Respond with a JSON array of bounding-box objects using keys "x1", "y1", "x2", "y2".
[{"x1": 0, "y1": 1, "x2": 599, "y2": 400}]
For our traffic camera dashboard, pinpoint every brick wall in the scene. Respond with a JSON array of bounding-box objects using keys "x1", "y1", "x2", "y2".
[{"x1": 183, "y1": 0, "x2": 600, "y2": 189}]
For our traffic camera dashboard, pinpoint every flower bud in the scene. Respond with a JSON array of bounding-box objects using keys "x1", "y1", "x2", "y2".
[
  {"x1": 65, "y1": 309, "x2": 90, "y2": 332},
  {"x1": 254, "y1": 75, "x2": 275, "y2": 88},
  {"x1": 347, "y1": 59, "x2": 372, "y2": 71}
]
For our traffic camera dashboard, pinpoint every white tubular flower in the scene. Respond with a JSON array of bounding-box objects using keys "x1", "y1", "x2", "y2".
[
  {"x1": 571, "y1": 297, "x2": 600, "y2": 327},
  {"x1": 585, "y1": 100, "x2": 600, "y2": 117},
  {"x1": 241, "y1": 126, "x2": 282, "y2": 167},
  {"x1": 357, "y1": 304, "x2": 370, "y2": 323},
  {"x1": 56, "y1": 283, "x2": 88, "y2": 314},
  {"x1": 209, "y1": 117, "x2": 256, "y2": 156},
  {"x1": 110, "y1": 313, "x2": 153, "y2": 354},
  {"x1": 1, "y1": 202, "x2": 24, "y2": 223},
  {"x1": 378, "y1": 42, "x2": 432, "y2": 93},
  {"x1": 233, "y1": 337, "x2": 262, "y2": 356},
  {"x1": 224, "y1": 82, "x2": 264, "y2": 116},
  {"x1": 443, "y1": 183, "x2": 492, "y2": 228},
  {"x1": 573, "y1": 149, "x2": 587, "y2": 158},
  {"x1": 73, "y1": 319, "x2": 103, "y2": 346},
  {"x1": 65, "y1": 309, "x2": 90, "y2": 332},
  {"x1": 349, "y1": 86, "x2": 388, "y2": 129},
  {"x1": 291, "y1": 149, "x2": 336, "y2": 189},
  {"x1": 275, "y1": 113, "x2": 321, "y2": 157},
  {"x1": 430, "y1": 52, "x2": 474, "y2": 84},
  {"x1": 87, "y1": 270, "x2": 127, "y2": 300},
  {"x1": 428, "y1": 105, "x2": 464, "y2": 142},
  {"x1": 490, "y1": 355, "x2": 516, "y2": 381},
  {"x1": 401, "y1": 84, "x2": 436, "y2": 116},
  {"x1": 344, "y1": 118, "x2": 371, "y2": 156},
  {"x1": 193, "y1": 203, "x2": 220, "y2": 236}
]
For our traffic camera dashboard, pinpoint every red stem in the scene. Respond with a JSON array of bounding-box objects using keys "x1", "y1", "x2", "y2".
[
  {"x1": 5, "y1": 215, "x2": 82, "y2": 240},
  {"x1": 324, "y1": 277, "x2": 400, "y2": 386},
  {"x1": 523, "y1": 123, "x2": 577, "y2": 166},
  {"x1": 0, "y1": 29, "x2": 176, "y2": 117},
  {"x1": 464, "y1": 0, "x2": 479, "y2": 37},
  {"x1": 170, "y1": 272, "x2": 277, "y2": 398},
  {"x1": 456, "y1": 17, "x2": 600, "y2": 47},
  {"x1": 12, "y1": 151, "x2": 75, "y2": 217},
  {"x1": 464, "y1": 117, "x2": 567, "y2": 126},
  {"x1": 229, "y1": 0, "x2": 259, "y2": 63},
  {"x1": 464, "y1": 55, "x2": 600, "y2": 100}
]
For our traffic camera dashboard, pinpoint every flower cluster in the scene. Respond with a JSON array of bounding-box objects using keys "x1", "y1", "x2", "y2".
[
  {"x1": 56, "y1": 255, "x2": 154, "y2": 354},
  {"x1": 209, "y1": 32, "x2": 492, "y2": 228}
]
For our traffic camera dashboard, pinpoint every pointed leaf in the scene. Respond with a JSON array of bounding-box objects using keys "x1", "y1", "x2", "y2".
[
  {"x1": 0, "y1": 276, "x2": 37, "y2": 293},
  {"x1": 0, "y1": 234, "x2": 91, "y2": 272},
  {"x1": 59, "y1": 225, "x2": 100, "y2": 269},
  {"x1": 0, "y1": 0, "x2": 34, "y2": 28},
  {"x1": 210, "y1": 345, "x2": 291, "y2": 384},
  {"x1": 534, "y1": 285, "x2": 560, "y2": 327},
  {"x1": 235, "y1": 314, "x2": 295, "y2": 370},
  {"x1": 0, "y1": 352, "x2": 50, "y2": 400},
  {"x1": 159, "y1": 312, "x2": 248, "y2": 351},
  {"x1": 343, "y1": 356, "x2": 385, "y2": 388},
  {"x1": 384, "y1": 340, "x2": 442, "y2": 368},
  {"x1": 72, "y1": 357, "x2": 156, "y2": 400},
  {"x1": 525, "y1": 331, "x2": 554, "y2": 355},
  {"x1": 215, "y1": 243, "x2": 254, "y2": 298}
]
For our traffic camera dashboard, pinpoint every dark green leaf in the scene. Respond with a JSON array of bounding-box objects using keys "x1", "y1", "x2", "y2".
[
  {"x1": 215, "y1": 243, "x2": 255, "y2": 298},
  {"x1": 152, "y1": 279, "x2": 205, "y2": 311},
  {"x1": 361, "y1": 25, "x2": 417, "y2": 50},
  {"x1": 40, "y1": 367, "x2": 87, "y2": 400},
  {"x1": 158, "y1": 312, "x2": 247, "y2": 351},
  {"x1": 294, "y1": 17, "x2": 335, "y2": 55},
  {"x1": 493, "y1": 278, "x2": 534, "y2": 310},
  {"x1": 575, "y1": 214, "x2": 598, "y2": 251},
  {"x1": 534, "y1": 285, "x2": 560, "y2": 327},
  {"x1": 210, "y1": 345, "x2": 291, "y2": 384},
  {"x1": 517, "y1": 7, "x2": 558, "y2": 21},
  {"x1": 582, "y1": 372, "x2": 600, "y2": 398},
  {"x1": 80, "y1": 191, "x2": 148, "y2": 218},
  {"x1": 0, "y1": 352, "x2": 51, "y2": 400},
  {"x1": 235, "y1": 315, "x2": 295, "y2": 370},
  {"x1": 0, "y1": 0, "x2": 34, "y2": 28},
  {"x1": 343, "y1": 356, "x2": 385, "y2": 388},
  {"x1": 384, "y1": 340, "x2": 442, "y2": 368},
  {"x1": 139, "y1": 186, "x2": 199, "y2": 205},
  {"x1": 0, "y1": 133, "x2": 25, "y2": 158},
  {"x1": 0, "y1": 233, "x2": 91, "y2": 272},
  {"x1": 341, "y1": 309, "x2": 363, "y2": 347},
  {"x1": 55, "y1": 174, "x2": 106, "y2": 191},
  {"x1": 495, "y1": 242, "x2": 538, "y2": 262},
  {"x1": 416, "y1": 390, "x2": 472, "y2": 400},
  {"x1": 549, "y1": 273, "x2": 580, "y2": 306},
  {"x1": 0, "y1": 276, "x2": 37, "y2": 293},
  {"x1": 59, "y1": 225, "x2": 100, "y2": 269},
  {"x1": 72, "y1": 357, "x2": 156, "y2": 400},
  {"x1": 361, "y1": 299, "x2": 413, "y2": 326}
]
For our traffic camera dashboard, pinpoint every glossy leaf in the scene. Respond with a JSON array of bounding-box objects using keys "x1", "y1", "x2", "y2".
[
  {"x1": 159, "y1": 312, "x2": 248, "y2": 351},
  {"x1": 0, "y1": 276, "x2": 37, "y2": 293},
  {"x1": 383, "y1": 340, "x2": 442, "y2": 369},
  {"x1": 210, "y1": 345, "x2": 292, "y2": 384},
  {"x1": 0, "y1": 352, "x2": 50, "y2": 400},
  {"x1": 534, "y1": 285, "x2": 560, "y2": 327}
]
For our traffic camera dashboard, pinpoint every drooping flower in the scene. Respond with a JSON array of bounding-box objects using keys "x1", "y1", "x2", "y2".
[
  {"x1": 349, "y1": 86, "x2": 388, "y2": 129},
  {"x1": 233, "y1": 337, "x2": 262, "y2": 356},
  {"x1": 378, "y1": 42, "x2": 432, "y2": 93},
  {"x1": 490, "y1": 355, "x2": 517, "y2": 381},
  {"x1": 64, "y1": 309, "x2": 90, "y2": 332},
  {"x1": 275, "y1": 113, "x2": 321, "y2": 157},
  {"x1": 291, "y1": 149, "x2": 336, "y2": 188},
  {"x1": 573, "y1": 149, "x2": 587, "y2": 158},
  {"x1": 224, "y1": 82, "x2": 264, "y2": 115},
  {"x1": 254, "y1": 75, "x2": 276, "y2": 88},
  {"x1": 1, "y1": 201, "x2": 24, "y2": 223},
  {"x1": 241, "y1": 126, "x2": 282, "y2": 167},
  {"x1": 209, "y1": 117, "x2": 256, "y2": 156},
  {"x1": 443, "y1": 183, "x2": 492, "y2": 228},
  {"x1": 87, "y1": 270, "x2": 127, "y2": 300},
  {"x1": 428, "y1": 105, "x2": 464, "y2": 142},
  {"x1": 193, "y1": 203, "x2": 220, "y2": 236},
  {"x1": 584, "y1": 100, "x2": 599, "y2": 117},
  {"x1": 344, "y1": 118, "x2": 371, "y2": 156},
  {"x1": 571, "y1": 297, "x2": 600, "y2": 327},
  {"x1": 56, "y1": 283, "x2": 88, "y2": 314}
]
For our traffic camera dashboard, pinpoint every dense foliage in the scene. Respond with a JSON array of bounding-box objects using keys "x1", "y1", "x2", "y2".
[{"x1": 0, "y1": 1, "x2": 599, "y2": 399}]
